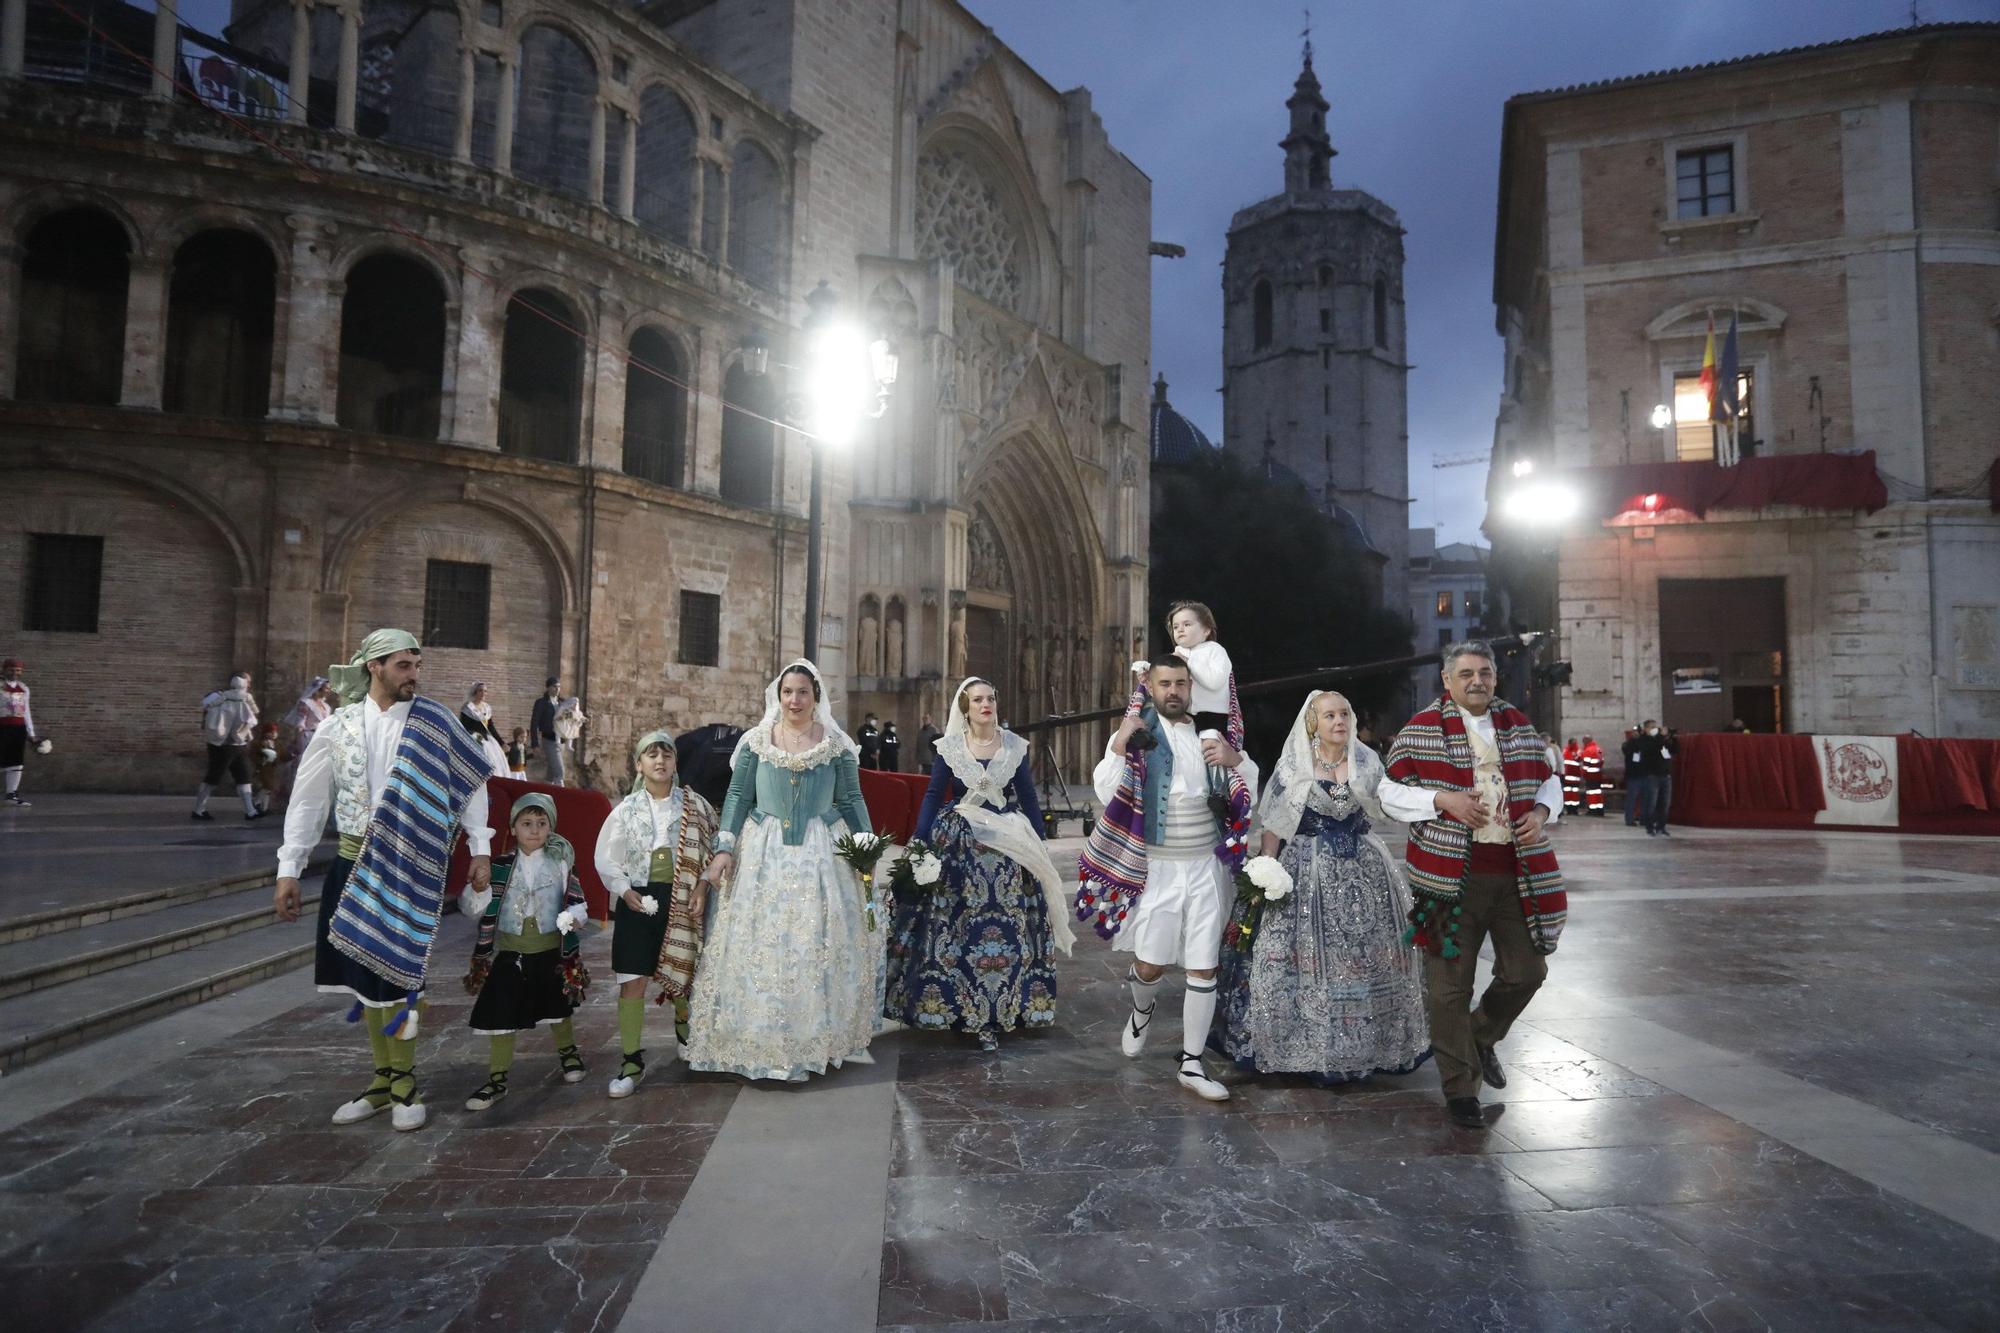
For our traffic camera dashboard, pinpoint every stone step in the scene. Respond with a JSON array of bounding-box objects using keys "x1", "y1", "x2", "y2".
[
  {"x1": 0, "y1": 849, "x2": 330, "y2": 945},
  {"x1": 0, "y1": 883, "x2": 321, "y2": 1002},
  {"x1": 0, "y1": 922, "x2": 323, "y2": 1072}
]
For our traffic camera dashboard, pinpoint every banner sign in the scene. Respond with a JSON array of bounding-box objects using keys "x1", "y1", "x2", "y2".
[
  {"x1": 1814, "y1": 735, "x2": 1900, "y2": 828},
  {"x1": 183, "y1": 37, "x2": 288, "y2": 121}
]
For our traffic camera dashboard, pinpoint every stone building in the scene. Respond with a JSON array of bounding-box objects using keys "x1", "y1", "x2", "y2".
[
  {"x1": 1406, "y1": 530, "x2": 1490, "y2": 701},
  {"x1": 1487, "y1": 23, "x2": 2000, "y2": 741},
  {"x1": 1220, "y1": 42, "x2": 1409, "y2": 612},
  {"x1": 0, "y1": 0, "x2": 1150, "y2": 790}
]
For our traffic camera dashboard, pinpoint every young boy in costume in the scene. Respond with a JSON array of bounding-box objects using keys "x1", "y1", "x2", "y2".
[
  {"x1": 460, "y1": 792, "x2": 590, "y2": 1110},
  {"x1": 594, "y1": 729, "x2": 720, "y2": 1097}
]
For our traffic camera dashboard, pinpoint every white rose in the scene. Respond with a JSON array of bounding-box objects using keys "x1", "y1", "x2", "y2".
[
  {"x1": 639, "y1": 894, "x2": 661, "y2": 916},
  {"x1": 1246, "y1": 856, "x2": 1293, "y2": 901},
  {"x1": 35, "y1": 739, "x2": 53, "y2": 755},
  {"x1": 912, "y1": 852, "x2": 942, "y2": 886},
  {"x1": 1130, "y1": 659, "x2": 1151, "y2": 675},
  {"x1": 555, "y1": 909, "x2": 582, "y2": 934}
]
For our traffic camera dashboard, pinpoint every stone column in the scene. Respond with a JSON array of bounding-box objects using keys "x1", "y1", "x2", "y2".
[
  {"x1": 278, "y1": 214, "x2": 337, "y2": 423},
  {"x1": 335, "y1": 4, "x2": 359, "y2": 133},
  {"x1": 589, "y1": 96, "x2": 608, "y2": 207},
  {"x1": 1, "y1": 0, "x2": 26, "y2": 80},
  {"x1": 493, "y1": 56, "x2": 516, "y2": 175},
  {"x1": 453, "y1": 44, "x2": 476, "y2": 162},
  {"x1": 449, "y1": 246, "x2": 502, "y2": 448},
  {"x1": 0, "y1": 241, "x2": 19, "y2": 396},
  {"x1": 618, "y1": 109, "x2": 637, "y2": 219},
  {"x1": 590, "y1": 302, "x2": 627, "y2": 469},
  {"x1": 688, "y1": 338, "x2": 724, "y2": 495},
  {"x1": 287, "y1": 1, "x2": 311, "y2": 125},
  {"x1": 119, "y1": 257, "x2": 169, "y2": 410},
  {"x1": 149, "y1": 0, "x2": 177, "y2": 100}
]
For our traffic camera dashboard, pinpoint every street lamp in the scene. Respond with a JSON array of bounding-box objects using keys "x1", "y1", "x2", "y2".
[{"x1": 795, "y1": 280, "x2": 898, "y2": 662}]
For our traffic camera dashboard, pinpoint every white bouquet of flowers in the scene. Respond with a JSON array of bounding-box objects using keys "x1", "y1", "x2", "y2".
[
  {"x1": 1245, "y1": 855, "x2": 1293, "y2": 902},
  {"x1": 35, "y1": 738, "x2": 53, "y2": 755},
  {"x1": 638, "y1": 894, "x2": 660, "y2": 916},
  {"x1": 889, "y1": 840, "x2": 943, "y2": 900},
  {"x1": 555, "y1": 909, "x2": 584, "y2": 935},
  {"x1": 834, "y1": 829, "x2": 894, "y2": 930}
]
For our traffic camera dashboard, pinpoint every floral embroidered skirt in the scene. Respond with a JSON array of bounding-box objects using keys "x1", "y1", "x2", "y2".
[
  {"x1": 683, "y1": 816, "x2": 883, "y2": 1081},
  {"x1": 884, "y1": 808, "x2": 1058, "y2": 1036}
]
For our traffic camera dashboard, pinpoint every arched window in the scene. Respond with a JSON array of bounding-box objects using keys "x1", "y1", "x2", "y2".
[
  {"x1": 499, "y1": 287, "x2": 584, "y2": 463},
  {"x1": 1252, "y1": 278, "x2": 1273, "y2": 350},
  {"x1": 17, "y1": 207, "x2": 129, "y2": 405},
  {"x1": 338, "y1": 253, "x2": 446, "y2": 440},
  {"x1": 1317, "y1": 264, "x2": 1333, "y2": 288},
  {"x1": 727, "y1": 140, "x2": 783, "y2": 290},
  {"x1": 164, "y1": 230, "x2": 276, "y2": 419},
  {"x1": 513, "y1": 25, "x2": 597, "y2": 202},
  {"x1": 720, "y1": 362, "x2": 775, "y2": 507},
  {"x1": 623, "y1": 327, "x2": 686, "y2": 487},
  {"x1": 372, "y1": 6, "x2": 461, "y2": 156},
  {"x1": 635, "y1": 85, "x2": 697, "y2": 244},
  {"x1": 1373, "y1": 276, "x2": 1390, "y2": 349}
]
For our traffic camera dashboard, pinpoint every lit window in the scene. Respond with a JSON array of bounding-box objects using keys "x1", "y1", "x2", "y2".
[
  {"x1": 1675, "y1": 146, "x2": 1734, "y2": 218},
  {"x1": 1435, "y1": 591, "x2": 1452, "y2": 619},
  {"x1": 1671, "y1": 369, "x2": 1756, "y2": 462}
]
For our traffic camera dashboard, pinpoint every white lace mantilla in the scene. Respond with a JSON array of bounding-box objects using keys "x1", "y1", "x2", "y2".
[
  {"x1": 936, "y1": 731, "x2": 1027, "y2": 808},
  {"x1": 743, "y1": 724, "x2": 846, "y2": 772}
]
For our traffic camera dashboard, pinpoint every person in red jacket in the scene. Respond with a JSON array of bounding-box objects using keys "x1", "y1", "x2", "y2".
[
  {"x1": 1581, "y1": 736, "x2": 1605, "y2": 815},
  {"x1": 1560, "y1": 738, "x2": 1582, "y2": 814}
]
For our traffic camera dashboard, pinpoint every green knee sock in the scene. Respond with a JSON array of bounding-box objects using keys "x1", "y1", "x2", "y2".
[
  {"x1": 388, "y1": 1000, "x2": 426, "y2": 1104},
  {"x1": 671, "y1": 995, "x2": 691, "y2": 1042},
  {"x1": 617, "y1": 996, "x2": 644, "y2": 1058},
  {"x1": 488, "y1": 1033, "x2": 516, "y2": 1076},
  {"x1": 549, "y1": 1018, "x2": 577, "y2": 1051},
  {"x1": 362, "y1": 1006, "x2": 394, "y2": 1107}
]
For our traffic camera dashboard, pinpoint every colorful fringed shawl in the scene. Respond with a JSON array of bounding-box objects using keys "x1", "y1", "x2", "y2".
[
  {"x1": 654, "y1": 788, "x2": 718, "y2": 1001},
  {"x1": 329, "y1": 695, "x2": 493, "y2": 992},
  {"x1": 1075, "y1": 680, "x2": 1253, "y2": 941},
  {"x1": 1386, "y1": 696, "x2": 1566, "y2": 957},
  {"x1": 463, "y1": 849, "x2": 590, "y2": 1004}
]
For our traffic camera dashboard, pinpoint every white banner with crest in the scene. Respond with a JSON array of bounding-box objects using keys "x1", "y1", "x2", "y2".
[{"x1": 1813, "y1": 735, "x2": 1900, "y2": 828}]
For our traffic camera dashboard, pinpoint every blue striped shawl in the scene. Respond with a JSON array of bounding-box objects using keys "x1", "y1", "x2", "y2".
[{"x1": 329, "y1": 695, "x2": 493, "y2": 992}]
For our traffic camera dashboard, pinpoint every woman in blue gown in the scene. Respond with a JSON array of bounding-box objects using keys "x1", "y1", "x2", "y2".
[{"x1": 885, "y1": 677, "x2": 1074, "y2": 1050}]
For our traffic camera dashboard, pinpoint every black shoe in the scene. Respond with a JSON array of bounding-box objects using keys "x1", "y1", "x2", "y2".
[
  {"x1": 244, "y1": 810, "x2": 269, "y2": 822},
  {"x1": 191, "y1": 811, "x2": 215, "y2": 821},
  {"x1": 1446, "y1": 1097, "x2": 1487, "y2": 1129},
  {"x1": 1475, "y1": 1041, "x2": 1507, "y2": 1089},
  {"x1": 4, "y1": 793, "x2": 28, "y2": 806}
]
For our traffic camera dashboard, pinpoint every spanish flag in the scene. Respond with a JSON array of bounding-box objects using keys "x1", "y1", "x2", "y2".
[{"x1": 1700, "y1": 314, "x2": 1720, "y2": 422}]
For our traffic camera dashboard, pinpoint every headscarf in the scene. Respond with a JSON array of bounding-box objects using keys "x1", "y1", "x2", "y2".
[
  {"x1": 508, "y1": 791, "x2": 574, "y2": 864},
  {"x1": 1255, "y1": 690, "x2": 1386, "y2": 844},
  {"x1": 328, "y1": 628, "x2": 420, "y2": 702},
  {"x1": 943, "y1": 676, "x2": 994, "y2": 745},
  {"x1": 730, "y1": 659, "x2": 859, "y2": 768},
  {"x1": 631, "y1": 727, "x2": 676, "y2": 794},
  {"x1": 463, "y1": 682, "x2": 493, "y2": 724},
  {"x1": 298, "y1": 675, "x2": 330, "y2": 705}
]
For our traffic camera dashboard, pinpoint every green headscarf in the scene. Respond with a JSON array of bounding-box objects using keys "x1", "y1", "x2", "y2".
[
  {"x1": 631, "y1": 728, "x2": 676, "y2": 795},
  {"x1": 508, "y1": 791, "x2": 574, "y2": 864},
  {"x1": 327, "y1": 628, "x2": 420, "y2": 702}
]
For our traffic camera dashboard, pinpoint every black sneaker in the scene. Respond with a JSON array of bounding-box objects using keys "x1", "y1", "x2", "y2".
[
  {"x1": 4, "y1": 793, "x2": 28, "y2": 807},
  {"x1": 244, "y1": 810, "x2": 270, "y2": 822},
  {"x1": 1446, "y1": 1097, "x2": 1487, "y2": 1129},
  {"x1": 191, "y1": 811, "x2": 215, "y2": 821},
  {"x1": 1475, "y1": 1041, "x2": 1507, "y2": 1089}
]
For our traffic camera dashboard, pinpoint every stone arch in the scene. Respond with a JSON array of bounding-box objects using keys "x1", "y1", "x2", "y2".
[
  {"x1": 338, "y1": 251, "x2": 448, "y2": 440},
  {"x1": 329, "y1": 236, "x2": 463, "y2": 306},
  {"x1": 500, "y1": 4, "x2": 612, "y2": 75},
  {"x1": 338, "y1": 497, "x2": 570, "y2": 725},
  {"x1": 726, "y1": 138, "x2": 785, "y2": 291},
  {"x1": 164, "y1": 229, "x2": 278, "y2": 419},
  {"x1": 8, "y1": 188, "x2": 143, "y2": 257},
  {"x1": 323, "y1": 484, "x2": 578, "y2": 615},
  {"x1": 1645, "y1": 296, "x2": 1790, "y2": 340},
  {"x1": 623, "y1": 323, "x2": 688, "y2": 488},
  {"x1": 915, "y1": 120, "x2": 1057, "y2": 325},
  {"x1": 635, "y1": 81, "x2": 700, "y2": 245},
  {"x1": 5, "y1": 461, "x2": 245, "y2": 790},
  {"x1": 16, "y1": 205, "x2": 131, "y2": 406},
  {"x1": 148, "y1": 207, "x2": 291, "y2": 272},
  {"x1": 866, "y1": 277, "x2": 919, "y2": 339},
  {"x1": 513, "y1": 22, "x2": 600, "y2": 202},
  {"x1": 719, "y1": 362, "x2": 776, "y2": 507},
  {"x1": 499, "y1": 284, "x2": 588, "y2": 462}
]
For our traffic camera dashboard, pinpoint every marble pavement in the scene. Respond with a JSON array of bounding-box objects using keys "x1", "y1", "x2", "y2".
[{"x1": 2, "y1": 817, "x2": 1998, "y2": 1331}]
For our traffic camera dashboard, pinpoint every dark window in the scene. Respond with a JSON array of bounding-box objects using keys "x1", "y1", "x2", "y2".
[
  {"x1": 1252, "y1": 279, "x2": 1273, "y2": 349},
  {"x1": 1464, "y1": 591, "x2": 1483, "y2": 619},
  {"x1": 1318, "y1": 308, "x2": 1330, "y2": 334},
  {"x1": 423, "y1": 559, "x2": 490, "y2": 649},
  {"x1": 1675, "y1": 146, "x2": 1735, "y2": 218},
  {"x1": 1323, "y1": 433, "x2": 1331, "y2": 463},
  {"x1": 339, "y1": 253, "x2": 446, "y2": 440},
  {"x1": 480, "y1": 1, "x2": 502, "y2": 25},
  {"x1": 498, "y1": 287, "x2": 584, "y2": 463},
  {"x1": 678, "y1": 590, "x2": 721, "y2": 666},
  {"x1": 1373, "y1": 277, "x2": 1390, "y2": 348},
  {"x1": 1316, "y1": 265, "x2": 1333, "y2": 287},
  {"x1": 1436, "y1": 626, "x2": 1454, "y2": 650},
  {"x1": 624, "y1": 327, "x2": 687, "y2": 487},
  {"x1": 1320, "y1": 347, "x2": 1330, "y2": 369},
  {"x1": 17, "y1": 207, "x2": 130, "y2": 406},
  {"x1": 24, "y1": 534, "x2": 103, "y2": 633},
  {"x1": 721, "y1": 363, "x2": 776, "y2": 506},
  {"x1": 1322, "y1": 384, "x2": 1330, "y2": 414},
  {"x1": 165, "y1": 229, "x2": 276, "y2": 419}
]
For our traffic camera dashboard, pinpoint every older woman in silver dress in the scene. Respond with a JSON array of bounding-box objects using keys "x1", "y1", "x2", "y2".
[{"x1": 1211, "y1": 690, "x2": 1430, "y2": 1082}]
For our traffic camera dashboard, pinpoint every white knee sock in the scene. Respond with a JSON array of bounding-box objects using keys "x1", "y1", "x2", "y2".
[
  {"x1": 193, "y1": 783, "x2": 212, "y2": 814},
  {"x1": 1127, "y1": 966, "x2": 1161, "y2": 1017},
  {"x1": 4, "y1": 767, "x2": 19, "y2": 795},
  {"x1": 1182, "y1": 977, "x2": 1218, "y2": 1059},
  {"x1": 238, "y1": 784, "x2": 257, "y2": 815}
]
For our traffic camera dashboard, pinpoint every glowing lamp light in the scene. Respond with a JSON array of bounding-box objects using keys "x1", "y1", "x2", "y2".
[
  {"x1": 1649, "y1": 403, "x2": 1673, "y2": 430},
  {"x1": 1502, "y1": 480, "x2": 1582, "y2": 525},
  {"x1": 805, "y1": 318, "x2": 875, "y2": 447},
  {"x1": 1510, "y1": 458, "x2": 1536, "y2": 479}
]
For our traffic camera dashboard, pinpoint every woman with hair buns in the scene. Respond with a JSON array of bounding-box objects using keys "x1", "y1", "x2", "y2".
[
  {"x1": 684, "y1": 660, "x2": 880, "y2": 1082},
  {"x1": 885, "y1": 677, "x2": 1073, "y2": 1051},
  {"x1": 1211, "y1": 690, "x2": 1430, "y2": 1084}
]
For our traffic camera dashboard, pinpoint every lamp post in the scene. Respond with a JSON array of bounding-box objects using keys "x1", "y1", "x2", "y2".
[{"x1": 790, "y1": 280, "x2": 899, "y2": 663}]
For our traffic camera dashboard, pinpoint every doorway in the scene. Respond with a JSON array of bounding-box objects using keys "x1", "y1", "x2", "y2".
[{"x1": 1658, "y1": 577, "x2": 1787, "y2": 733}]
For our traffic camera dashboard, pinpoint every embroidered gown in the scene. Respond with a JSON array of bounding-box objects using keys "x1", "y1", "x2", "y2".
[
  {"x1": 1213, "y1": 777, "x2": 1430, "y2": 1081},
  {"x1": 682, "y1": 729, "x2": 881, "y2": 1081},
  {"x1": 885, "y1": 736, "x2": 1058, "y2": 1037}
]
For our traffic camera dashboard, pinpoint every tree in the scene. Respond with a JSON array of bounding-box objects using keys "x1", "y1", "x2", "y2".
[{"x1": 1150, "y1": 450, "x2": 1413, "y2": 767}]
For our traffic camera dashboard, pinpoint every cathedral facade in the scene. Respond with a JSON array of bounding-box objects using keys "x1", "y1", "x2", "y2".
[
  {"x1": 1220, "y1": 47, "x2": 1409, "y2": 612},
  {"x1": 0, "y1": 0, "x2": 1148, "y2": 790}
]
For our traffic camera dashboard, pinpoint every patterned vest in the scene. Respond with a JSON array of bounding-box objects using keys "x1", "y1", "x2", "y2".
[
  {"x1": 606, "y1": 788, "x2": 683, "y2": 888},
  {"x1": 322, "y1": 703, "x2": 374, "y2": 837}
]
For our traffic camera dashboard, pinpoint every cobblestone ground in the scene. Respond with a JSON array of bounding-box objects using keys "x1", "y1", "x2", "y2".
[{"x1": 2, "y1": 815, "x2": 1998, "y2": 1331}]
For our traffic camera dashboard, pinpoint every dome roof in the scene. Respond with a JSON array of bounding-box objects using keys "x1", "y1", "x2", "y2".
[
  {"x1": 1149, "y1": 374, "x2": 1217, "y2": 465},
  {"x1": 1257, "y1": 454, "x2": 1383, "y2": 556}
]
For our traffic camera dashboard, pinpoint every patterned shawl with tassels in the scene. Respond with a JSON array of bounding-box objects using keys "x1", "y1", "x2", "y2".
[
  {"x1": 463, "y1": 848, "x2": 590, "y2": 1004},
  {"x1": 653, "y1": 786, "x2": 719, "y2": 1001},
  {"x1": 1387, "y1": 695, "x2": 1567, "y2": 957},
  {"x1": 329, "y1": 694, "x2": 493, "y2": 992}
]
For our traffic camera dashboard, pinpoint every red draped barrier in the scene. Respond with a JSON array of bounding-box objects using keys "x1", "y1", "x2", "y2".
[
  {"x1": 860, "y1": 769, "x2": 932, "y2": 843},
  {"x1": 1667, "y1": 732, "x2": 1823, "y2": 829},
  {"x1": 1560, "y1": 451, "x2": 1888, "y2": 521},
  {"x1": 1897, "y1": 735, "x2": 2000, "y2": 835},
  {"x1": 448, "y1": 779, "x2": 616, "y2": 920}
]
